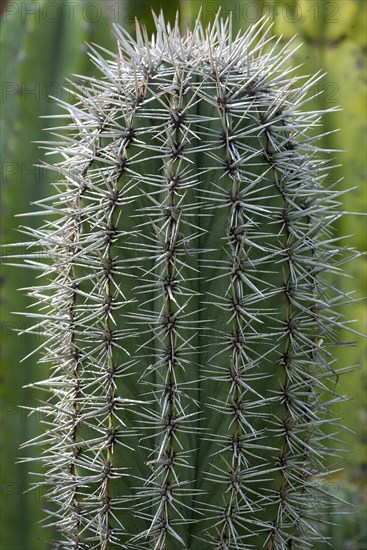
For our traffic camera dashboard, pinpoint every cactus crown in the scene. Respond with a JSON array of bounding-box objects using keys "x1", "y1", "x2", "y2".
[{"x1": 14, "y1": 9, "x2": 358, "y2": 550}]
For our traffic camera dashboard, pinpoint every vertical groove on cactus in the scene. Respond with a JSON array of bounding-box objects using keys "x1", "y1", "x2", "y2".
[
  {"x1": 12, "y1": 9, "x2": 362, "y2": 550},
  {"x1": 60, "y1": 86, "x2": 144, "y2": 546},
  {"x1": 122, "y1": 25, "x2": 212, "y2": 544},
  {"x1": 131, "y1": 65, "x2": 199, "y2": 546},
  {"x1": 198, "y1": 25, "x2": 274, "y2": 544}
]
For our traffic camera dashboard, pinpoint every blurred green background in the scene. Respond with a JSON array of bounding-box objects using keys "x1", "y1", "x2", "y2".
[{"x1": 0, "y1": 1, "x2": 366, "y2": 548}]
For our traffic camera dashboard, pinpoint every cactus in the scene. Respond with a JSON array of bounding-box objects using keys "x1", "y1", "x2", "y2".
[{"x1": 12, "y1": 10, "x2": 362, "y2": 549}]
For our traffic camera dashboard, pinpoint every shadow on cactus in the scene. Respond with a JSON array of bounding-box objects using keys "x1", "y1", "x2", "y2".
[{"x1": 11, "y1": 9, "x2": 364, "y2": 550}]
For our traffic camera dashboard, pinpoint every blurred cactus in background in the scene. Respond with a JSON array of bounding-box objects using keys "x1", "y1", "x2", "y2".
[{"x1": 7, "y1": 8, "x2": 365, "y2": 549}]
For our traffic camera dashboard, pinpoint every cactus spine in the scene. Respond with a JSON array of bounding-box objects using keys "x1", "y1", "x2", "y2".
[{"x1": 15, "y1": 10, "x2": 360, "y2": 549}]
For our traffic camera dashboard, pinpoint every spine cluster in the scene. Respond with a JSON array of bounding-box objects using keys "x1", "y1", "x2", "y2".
[{"x1": 15, "y1": 10, "x2": 357, "y2": 550}]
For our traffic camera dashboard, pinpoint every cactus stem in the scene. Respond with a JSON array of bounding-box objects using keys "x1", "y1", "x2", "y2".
[{"x1": 12, "y1": 9, "x2": 362, "y2": 549}]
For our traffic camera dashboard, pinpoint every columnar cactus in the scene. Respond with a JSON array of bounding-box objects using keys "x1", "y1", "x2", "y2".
[{"x1": 15, "y1": 10, "x2": 359, "y2": 550}]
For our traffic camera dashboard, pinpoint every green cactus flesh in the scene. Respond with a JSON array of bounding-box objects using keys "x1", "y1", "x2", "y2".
[{"x1": 16, "y1": 11, "x2": 360, "y2": 550}]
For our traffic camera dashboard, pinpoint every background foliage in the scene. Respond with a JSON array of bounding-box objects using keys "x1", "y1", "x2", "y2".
[{"x1": 0, "y1": 1, "x2": 365, "y2": 548}]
